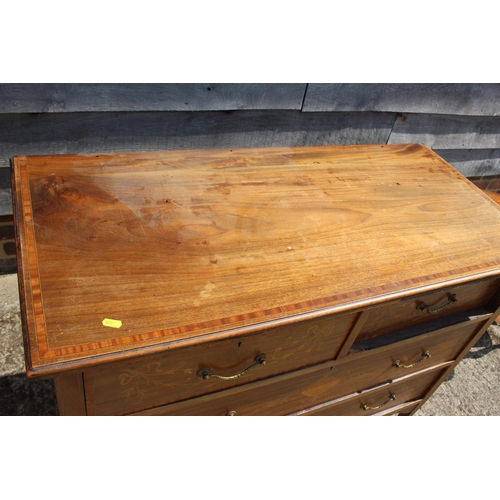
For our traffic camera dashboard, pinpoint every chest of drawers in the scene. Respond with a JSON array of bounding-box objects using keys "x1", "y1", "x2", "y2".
[{"x1": 11, "y1": 144, "x2": 500, "y2": 416}]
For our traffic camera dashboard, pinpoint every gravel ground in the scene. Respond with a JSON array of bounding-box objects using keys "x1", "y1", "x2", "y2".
[
  {"x1": 1, "y1": 272, "x2": 498, "y2": 416},
  {"x1": 415, "y1": 323, "x2": 500, "y2": 415},
  {"x1": 0, "y1": 273, "x2": 58, "y2": 415}
]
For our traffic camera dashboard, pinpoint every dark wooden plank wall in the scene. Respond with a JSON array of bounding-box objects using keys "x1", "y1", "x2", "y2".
[
  {"x1": 1, "y1": 83, "x2": 500, "y2": 217},
  {"x1": 0, "y1": 110, "x2": 395, "y2": 170},
  {"x1": 303, "y1": 84, "x2": 500, "y2": 179},
  {"x1": 0, "y1": 84, "x2": 308, "y2": 112},
  {"x1": 303, "y1": 83, "x2": 500, "y2": 115}
]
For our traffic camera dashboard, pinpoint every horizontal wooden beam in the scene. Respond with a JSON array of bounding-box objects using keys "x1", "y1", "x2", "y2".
[
  {"x1": 435, "y1": 149, "x2": 500, "y2": 177},
  {"x1": 6, "y1": 84, "x2": 500, "y2": 116},
  {"x1": 0, "y1": 84, "x2": 307, "y2": 113},
  {"x1": 0, "y1": 167, "x2": 11, "y2": 216},
  {"x1": 389, "y1": 113, "x2": 500, "y2": 149},
  {"x1": 303, "y1": 83, "x2": 500, "y2": 116},
  {"x1": 0, "y1": 109, "x2": 395, "y2": 171}
]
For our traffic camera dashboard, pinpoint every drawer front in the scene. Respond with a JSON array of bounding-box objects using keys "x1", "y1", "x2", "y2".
[
  {"x1": 331, "y1": 313, "x2": 489, "y2": 398},
  {"x1": 86, "y1": 311, "x2": 358, "y2": 415},
  {"x1": 131, "y1": 359, "x2": 353, "y2": 415},
  {"x1": 356, "y1": 277, "x2": 500, "y2": 343},
  {"x1": 130, "y1": 313, "x2": 487, "y2": 416},
  {"x1": 299, "y1": 365, "x2": 449, "y2": 416}
]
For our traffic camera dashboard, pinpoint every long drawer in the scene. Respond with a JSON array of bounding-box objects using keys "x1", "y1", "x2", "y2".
[
  {"x1": 356, "y1": 277, "x2": 500, "y2": 342},
  {"x1": 129, "y1": 310, "x2": 486, "y2": 416},
  {"x1": 85, "y1": 311, "x2": 358, "y2": 415}
]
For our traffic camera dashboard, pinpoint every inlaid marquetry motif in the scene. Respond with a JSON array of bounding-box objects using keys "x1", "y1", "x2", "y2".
[
  {"x1": 89, "y1": 313, "x2": 358, "y2": 414},
  {"x1": 119, "y1": 361, "x2": 191, "y2": 401},
  {"x1": 114, "y1": 324, "x2": 340, "y2": 404}
]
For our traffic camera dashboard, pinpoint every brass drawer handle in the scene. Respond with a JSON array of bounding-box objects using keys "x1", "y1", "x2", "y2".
[
  {"x1": 226, "y1": 411, "x2": 237, "y2": 416},
  {"x1": 361, "y1": 394, "x2": 396, "y2": 411},
  {"x1": 393, "y1": 350, "x2": 430, "y2": 369},
  {"x1": 416, "y1": 293, "x2": 457, "y2": 314},
  {"x1": 197, "y1": 354, "x2": 266, "y2": 381}
]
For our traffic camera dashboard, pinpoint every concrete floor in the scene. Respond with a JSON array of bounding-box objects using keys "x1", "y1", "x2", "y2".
[{"x1": 1, "y1": 272, "x2": 499, "y2": 416}]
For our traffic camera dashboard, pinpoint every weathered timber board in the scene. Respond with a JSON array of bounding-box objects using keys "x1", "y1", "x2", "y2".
[
  {"x1": 303, "y1": 84, "x2": 500, "y2": 116},
  {"x1": 388, "y1": 113, "x2": 500, "y2": 149},
  {"x1": 0, "y1": 110, "x2": 395, "y2": 170},
  {"x1": 436, "y1": 149, "x2": 500, "y2": 177},
  {"x1": 0, "y1": 84, "x2": 307, "y2": 113},
  {"x1": 0, "y1": 167, "x2": 11, "y2": 215}
]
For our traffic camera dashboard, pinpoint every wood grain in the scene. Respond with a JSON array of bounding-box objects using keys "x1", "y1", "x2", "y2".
[
  {"x1": 303, "y1": 84, "x2": 500, "y2": 116},
  {"x1": 12, "y1": 144, "x2": 500, "y2": 376},
  {"x1": 483, "y1": 190, "x2": 500, "y2": 205},
  {"x1": 336, "y1": 311, "x2": 367, "y2": 359},
  {"x1": 0, "y1": 84, "x2": 307, "y2": 113}
]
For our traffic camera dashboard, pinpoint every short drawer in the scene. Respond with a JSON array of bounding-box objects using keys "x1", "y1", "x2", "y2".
[
  {"x1": 356, "y1": 277, "x2": 500, "y2": 343},
  {"x1": 335, "y1": 310, "x2": 490, "y2": 395},
  {"x1": 85, "y1": 311, "x2": 358, "y2": 415},
  {"x1": 297, "y1": 364, "x2": 450, "y2": 416}
]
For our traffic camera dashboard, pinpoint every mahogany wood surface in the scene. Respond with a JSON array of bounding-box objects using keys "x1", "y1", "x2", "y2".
[
  {"x1": 53, "y1": 372, "x2": 86, "y2": 416},
  {"x1": 336, "y1": 311, "x2": 367, "y2": 359},
  {"x1": 12, "y1": 143, "x2": 500, "y2": 377},
  {"x1": 483, "y1": 189, "x2": 500, "y2": 205}
]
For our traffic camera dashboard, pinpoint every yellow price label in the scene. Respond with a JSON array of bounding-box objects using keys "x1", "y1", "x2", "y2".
[{"x1": 102, "y1": 318, "x2": 122, "y2": 329}]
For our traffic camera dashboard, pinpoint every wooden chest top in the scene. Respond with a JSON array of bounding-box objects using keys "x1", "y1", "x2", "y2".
[{"x1": 12, "y1": 144, "x2": 500, "y2": 376}]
